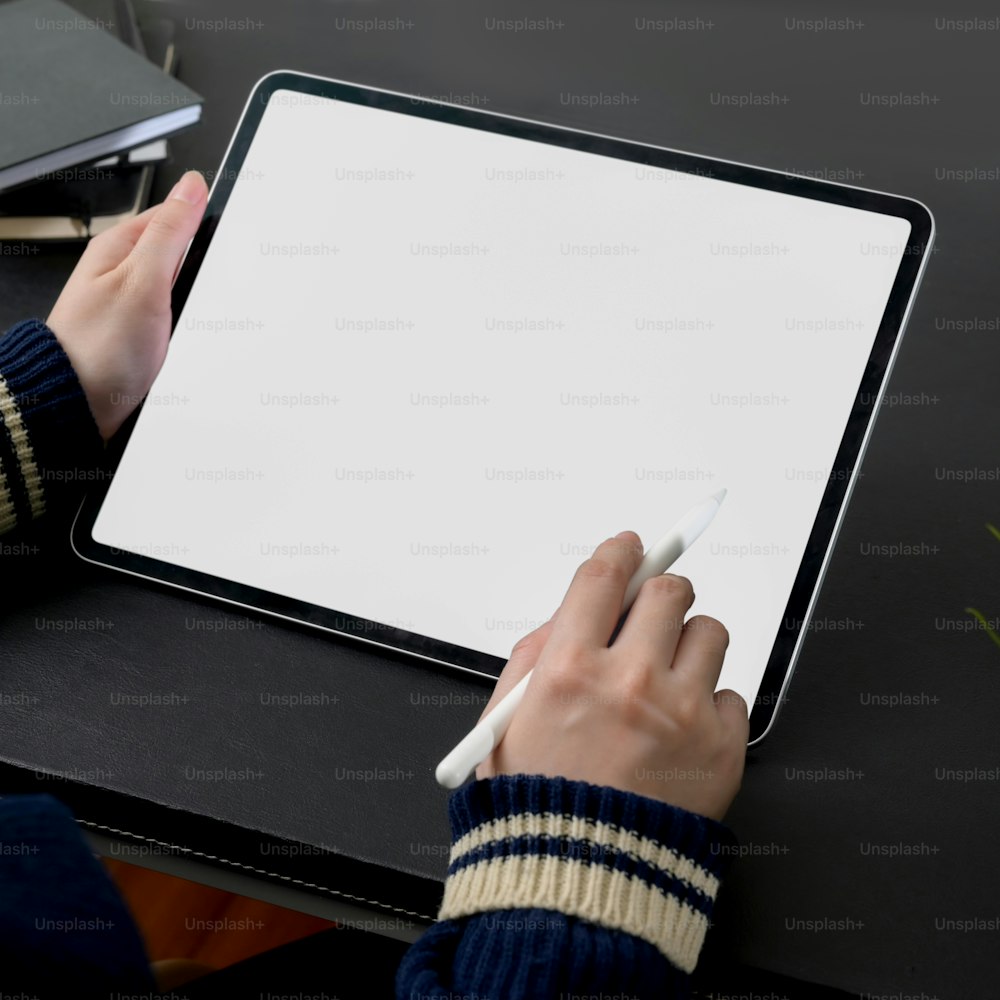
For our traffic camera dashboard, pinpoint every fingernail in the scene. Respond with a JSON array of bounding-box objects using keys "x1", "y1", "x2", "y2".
[
  {"x1": 169, "y1": 171, "x2": 204, "y2": 204},
  {"x1": 614, "y1": 530, "x2": 632, "y2": 539}
]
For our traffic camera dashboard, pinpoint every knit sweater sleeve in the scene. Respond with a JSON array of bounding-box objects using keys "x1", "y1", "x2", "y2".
[
  {"x1": 396, "y1": 774, "x2": 735, "y2": 999},
  {"x1": 0, "y1": 318, "x2": 103, "y2": 534}
]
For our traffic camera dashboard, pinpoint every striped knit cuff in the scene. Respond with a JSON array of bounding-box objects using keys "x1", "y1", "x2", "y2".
[
  {"x1": 440, "y1": 774, "x2": 735, "y2": 975},
  {"x1": 0, "y1": 318, "x2": 102, "y2": 532}
]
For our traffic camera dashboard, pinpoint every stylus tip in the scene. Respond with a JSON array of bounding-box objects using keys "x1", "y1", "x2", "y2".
[
  {"x1": 712, "y1": 488, "x2": 728, "y2": 506},
  {"x1": 435, "y1": 761, "x2": 469, "y2": 790}
]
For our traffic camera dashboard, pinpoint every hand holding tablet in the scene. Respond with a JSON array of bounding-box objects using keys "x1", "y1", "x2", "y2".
[{"x1": 45, "y1": 171, "x2": 209, "y2": 441}]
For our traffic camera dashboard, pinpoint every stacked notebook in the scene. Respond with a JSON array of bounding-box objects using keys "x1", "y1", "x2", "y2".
[{"x1": 0, "y1": 0, "x2": 203, "y2": 239}]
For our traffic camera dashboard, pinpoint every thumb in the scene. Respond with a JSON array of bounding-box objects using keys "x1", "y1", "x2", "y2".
[{"x1": 128, "y1": 171, "x2": 208, "y2": 285}]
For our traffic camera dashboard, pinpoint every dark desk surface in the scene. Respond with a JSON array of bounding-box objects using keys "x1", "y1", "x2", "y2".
[{"x1": 2, "y1": 0, "x2": 999, "y2": 995}]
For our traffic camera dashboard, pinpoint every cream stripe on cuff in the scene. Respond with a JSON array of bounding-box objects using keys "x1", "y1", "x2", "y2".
[
  {"x1": 438, "y1": 852, "x2": 712, "y2": 974},
  {"x1": 450, "y1": 810, "x2": 720, "y2": 901},
  {"x1": 0, "y1": 467, "x2": 15, "y2": 534},
  {"x1": 0, "y1": 374, "x2": 45, "y2": 519}
]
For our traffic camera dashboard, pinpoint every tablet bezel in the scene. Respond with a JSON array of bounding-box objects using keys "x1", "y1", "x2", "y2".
[{"x1": 71, "y1": 69, "x2": 935, "y2": 744}]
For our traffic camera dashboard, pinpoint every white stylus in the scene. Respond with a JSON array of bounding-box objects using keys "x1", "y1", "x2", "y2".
[{"x1": 435, "y1": 489, "x2": 728, "y2": 789}]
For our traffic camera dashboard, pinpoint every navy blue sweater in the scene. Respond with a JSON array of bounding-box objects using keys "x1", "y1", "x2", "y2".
[{"x1": 0, "y1": 318, "x2": 735, "y2": 997}]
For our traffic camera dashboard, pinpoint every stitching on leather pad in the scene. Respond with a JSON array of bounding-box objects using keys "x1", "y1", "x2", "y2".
[{"x1": 78, "y1": 817, "x2": 437, "y2": 923}]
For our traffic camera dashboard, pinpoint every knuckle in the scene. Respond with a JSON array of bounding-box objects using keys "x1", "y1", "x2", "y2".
[
  {"x1": 135, "y1": 218, "x2": 183, "y2": 260},
  {"x1": 617, "y1": 669, "x2": 654, "y2": 712},
  {"x1": 577, "y1": 554, "x2": 629, "y2": 588},
  {"x1": 670, "y1": 691, "x2": 701, "y2": 729},
  {"x1": 610, "y1": 531, "x2": 643, "y2": 563},
  {"x1": 509, "y1": 629, "x2": 542, "y2": 659},
  {"x1": 537, "y1": 648, "x2": 595, "y2": 701},
  {"x1": 537, "y1": 668, "x2": 585, "y2": 708},
  {"x1": 688, "y1": 615, "x2": 729, "y2": 651},
  {"x1": 642, "y1": 573, "x2": 694, "y2": 604},
  {"x1": 150, "y1": 207, "x2": 186, "y2": 240}
]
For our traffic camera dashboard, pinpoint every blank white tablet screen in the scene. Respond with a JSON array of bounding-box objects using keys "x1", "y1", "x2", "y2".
[{"x1": 92, "y1": 89, "x2": 911, "y2": 707}]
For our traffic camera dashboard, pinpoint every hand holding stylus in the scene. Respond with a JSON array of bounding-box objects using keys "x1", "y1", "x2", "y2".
[{"x1": 436, "y1": 491, "x2": 749, "y2": 820}]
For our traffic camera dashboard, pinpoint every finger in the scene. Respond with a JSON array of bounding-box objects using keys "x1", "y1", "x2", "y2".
[
  {"x1": 713, "y1": 688, "x2": 750, "y2": 742},
  {"x1": 612, "y1": 573, "x2": 694, "y2": 667},
  {"x1": 549, "y1": 531, "x2": 644, "y2": 652},
  {"x1": 128, "y1": 171, "x2": 208, "y2": 285},
  {"x1": 77, "y1": 205, "x2": 162, "y2": 276},
  {"x1": 669, "y1": 614, "x2": 730, "y2": 694},
  {"x1": 478, "y1": 617, "x2": 556, "y2": 721}
]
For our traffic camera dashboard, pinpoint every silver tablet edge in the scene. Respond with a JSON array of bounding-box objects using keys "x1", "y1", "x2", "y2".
[{"x1": 748, "y1": 210, "x2": 935, "y2": 746}]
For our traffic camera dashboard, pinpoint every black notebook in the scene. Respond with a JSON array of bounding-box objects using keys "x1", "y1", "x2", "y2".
[
  {"x1": 0, "y1": 0, "x2": 202, "y2": 193},
  {"x1": 0, "y1": 11, "x2": 178, "y2": 239}
]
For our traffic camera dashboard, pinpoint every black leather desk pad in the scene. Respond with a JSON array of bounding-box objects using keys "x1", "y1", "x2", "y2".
[{"x1": 1, "y1": 1, "x2": 999, "y2": 996}]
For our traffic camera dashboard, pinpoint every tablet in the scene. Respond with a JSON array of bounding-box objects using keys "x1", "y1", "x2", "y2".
[{"x1": 72, "y1": 71, "x2": 934, "y2": 744}]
